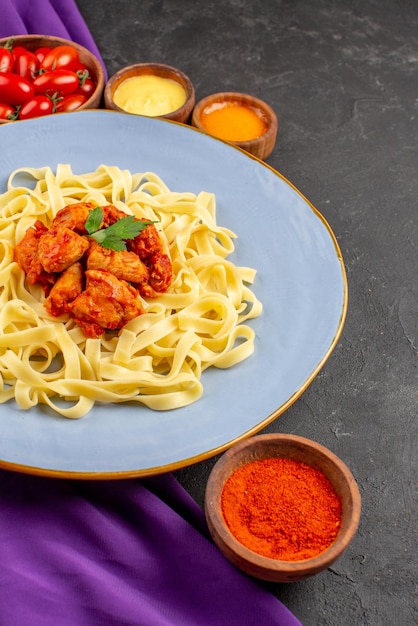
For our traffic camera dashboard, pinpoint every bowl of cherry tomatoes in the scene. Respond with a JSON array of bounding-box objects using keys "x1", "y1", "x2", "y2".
[{"x1": 0, "y1": 35, "x2": 105, "y2": 123}]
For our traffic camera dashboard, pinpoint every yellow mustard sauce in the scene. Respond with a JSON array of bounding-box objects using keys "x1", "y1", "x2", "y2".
[
  {"x1": 113, "y1": 75, "x2": 187, "y2": 116},
  {"x1": 199, "y1": 101, "x2": 268, "y2": 142}
]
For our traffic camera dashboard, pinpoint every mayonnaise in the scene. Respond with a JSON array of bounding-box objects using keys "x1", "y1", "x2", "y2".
[{"x1": 113, "y1": 75, "x2": 187, "y2": 116}]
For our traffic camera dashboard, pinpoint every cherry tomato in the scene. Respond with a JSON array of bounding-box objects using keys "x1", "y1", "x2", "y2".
[
  {"x1": 33, "y1": 69, "x2": 79, "y2": 97},
  {"x1": 71, "y1": 60, "x2": 91, "y2": 74},
  {"x1": 12, "y1": 46, "x2": 40, "y2": 81},
  {"x1": 0, "y1": 49, "x2": 14, "y2": 73},
  {"x1": 77, "y1": 76, "x2": 95, "y2": 98},
  {"x1": 0, "y1": 72, "x2": 34, "y2": 105},
  {"x1": 18, "y1": 95, "x2": 53, "y2": 120},
  {"x1": 55, "y1": 93, "x2": 87, "y2": 112},
  {"x1": 34, "y1": 47, "x2": 51, "y2": 64},
  {"x1": 0, "y1": 39, "x2": 14, "y2": 73},
  {"x1": 0, "y1": 101, "x2": 16, "y2": 120},
  {"x1": 40, "y1": 45, "x2": 80, "y2": 72}
]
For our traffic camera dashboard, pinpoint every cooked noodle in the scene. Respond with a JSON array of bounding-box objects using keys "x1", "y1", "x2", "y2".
[{"x1": 0, "y1": 165, "x2": 262, "y2": 418}]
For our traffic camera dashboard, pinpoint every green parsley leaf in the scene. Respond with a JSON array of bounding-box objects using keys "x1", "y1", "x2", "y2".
[
  {"x1": 85, "y1": 208, "x2": 156, "y2": 251},
  {"x1": 85, "y1": 207, "x2": 104, "y2": 235},
  {"x1": 91, "y1": 232, "x2": 128, "y2": 251}
]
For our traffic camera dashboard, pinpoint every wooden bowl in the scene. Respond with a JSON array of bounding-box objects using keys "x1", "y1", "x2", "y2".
[
  {"x1": 191, "y1": 92, "x2": 278, "y2": 160},
  {"x1": 104, "y1": 63, "x2": 195, "y2": 124},
  {"x1": 205, "y1": 433, "x2": 361, "y2": 582},
  {"x1": 0, "y1": 35, "x2": 105, "y2": 123}
]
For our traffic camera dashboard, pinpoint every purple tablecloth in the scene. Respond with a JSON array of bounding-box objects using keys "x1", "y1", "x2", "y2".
[
  {"x1": 0, "y1": 471, "x2": 302, "y2": 625},
  {"x1": 1, "y1": 0, "x2": 107, "y2": 78},
  {"x1": 0, "y1": 1, "x2": 303, "y2": 624}
]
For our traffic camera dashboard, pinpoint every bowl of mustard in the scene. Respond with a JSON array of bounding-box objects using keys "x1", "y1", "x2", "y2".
[
  {"x1": 104, "y1": 63, "x2": 195, "y2": 124},
  {"x1": 192, "y1": 92, "x2": 278, "y2": 160}
]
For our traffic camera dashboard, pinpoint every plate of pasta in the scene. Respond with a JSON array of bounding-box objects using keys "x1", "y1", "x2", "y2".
[{"x1": 0, "y1": 110, "x2": 347, "y2": 477}]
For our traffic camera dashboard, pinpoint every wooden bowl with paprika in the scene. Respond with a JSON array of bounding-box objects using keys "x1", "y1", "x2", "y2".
[
  {"x1": 205, "y1": 433, "x2": 361, "y2": 582},
  {"x1": 191, "y1": 92, "x2": 278, "y2": 160}
]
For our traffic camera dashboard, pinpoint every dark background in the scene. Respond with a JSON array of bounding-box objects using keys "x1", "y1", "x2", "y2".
[{"x1": 77, "y1": 1, "x2": 417, "y2": 624}]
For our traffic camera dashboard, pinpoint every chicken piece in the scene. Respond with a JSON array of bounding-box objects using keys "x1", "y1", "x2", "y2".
[
  {"x1": 38, "y1": 226, "x2": 90, "y2": 274},
  {"x1": 14, "y1": 220, "x2": 56, "y2": 289},
  {"x1": 51, "y1": 202, "x2": 96, "y2": 234},
  {"x1": 149, "y1": 252, "x2": 173, "y2": 292},
  {"x1": 102, "y1": 204, "x2": 130, "y2": 227},
  {"x1": 68, "y1": 269, "x2": 144, "y2": 338},
  {"x1": 128, "y1": 221, "x2": 173, "y2": 295},
  {"x1": 129, "y1": 221, "x2": 165, "y2": 262},
  {"x1": 138, "y1": 253, "x2": 173, "y2": 298},
  {"x1": 86, "y1": 240, "x2": 149, "y2": 284},
  {"x1": 44, "y1": 262, "x2": 84, "y2": 317}
]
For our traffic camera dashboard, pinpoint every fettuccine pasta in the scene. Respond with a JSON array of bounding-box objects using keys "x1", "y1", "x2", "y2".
[{"x1": 0, "y1": 165, "x2": 262, "y2": 418}]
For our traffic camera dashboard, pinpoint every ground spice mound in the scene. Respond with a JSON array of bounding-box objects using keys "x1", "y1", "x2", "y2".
[{"x1": 221, "y1": 457, "x2": 342, "y2": 561}]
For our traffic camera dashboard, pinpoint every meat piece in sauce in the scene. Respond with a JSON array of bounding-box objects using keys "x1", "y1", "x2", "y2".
[
  {"x1": 86, "y1": 240, "x2": 149, "y2": 284},
  {"x1": 101, "y1": 204, "x2": 129, "y2": 227},
  {"x1": 38, "y1": 226, "x2": 90, "y2": 273},
  {"x1": 129, "y1": 222, "x2": 173, "y2": 296},
  {"x1": 51, "y1": 202, "x2": 96, "y2": 234},
  {"x1": 14, "y1": 220, "x2": 55, "y2": 289},
  {"x1": 67, "y1": 269, "x2": 144, "y2": 338},
  {"x1": 138, "y1": 252, "x2": 173, "y2": 297},
  {"x1": 44, "y1": 262, "x2": 84, "y2": 317},
  {"x1": 129, "y1": 221, "x2": 164, "y2": 261}
]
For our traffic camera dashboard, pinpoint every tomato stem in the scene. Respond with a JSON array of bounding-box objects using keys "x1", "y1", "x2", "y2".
[
  {"x1": 2, "y1": 37, "x2": 14, "y2": 51},
  {"x1": 76, "y1": 69, "x2": 90, "y2": 86}
]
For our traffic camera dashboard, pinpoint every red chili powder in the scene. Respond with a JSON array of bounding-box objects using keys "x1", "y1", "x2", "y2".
[{"x1": 221, "y1": 457, "x2": 342, "y2": 561}]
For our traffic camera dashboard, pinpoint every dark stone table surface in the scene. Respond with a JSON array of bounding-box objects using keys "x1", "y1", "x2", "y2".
[{"x1": 78, "y1": 1, "x2": 417, "y2": 624}]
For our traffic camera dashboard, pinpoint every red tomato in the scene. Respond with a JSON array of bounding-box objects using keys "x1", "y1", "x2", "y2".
[
  {"x1": 77, "y1": 77, "x2": 95, "y2": 98},
  {"x1": 34, "y1": 47, "x2": 51, "y2": 64},
  {"x1": 12, "y1": 46, "x2": 40, "y2": 81},
  {"x1": 74, "y1": 61, "x2": 94, "y2": 77},
  {"x1": 18, "y1": 95, "x2": 53, "y2": 120},
  {"x1": 0, "y1": 46, "x2": 14, "y2": 73},
  {"x1": 33, "y1": 69, "x2": 79, "y2": 96},
  {"x1": 40, "y1": 45, "x2": 80, "y2": 72},
  {"x1": 55, "y1": 93, "x2": 87, "y2": 112},
  {"x1": 0, "y1": 100, "x2": 16, "y2": 120},
  {"x1": 0, "y1": 72, "x2": 34, "y2": 105}
]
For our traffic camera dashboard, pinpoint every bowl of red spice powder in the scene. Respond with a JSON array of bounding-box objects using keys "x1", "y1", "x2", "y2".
[{"x1": 205, "y1": 433, "x2": 361, "y2": 582}]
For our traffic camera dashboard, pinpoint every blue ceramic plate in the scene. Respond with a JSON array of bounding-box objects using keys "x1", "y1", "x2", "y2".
[{"x1": 0, "y1": 111, "x2": 347, "y2": 478}]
